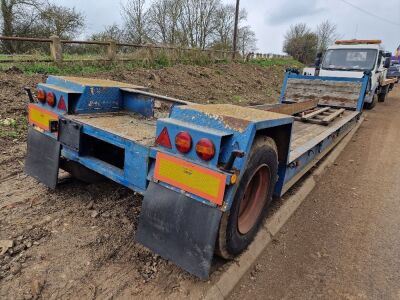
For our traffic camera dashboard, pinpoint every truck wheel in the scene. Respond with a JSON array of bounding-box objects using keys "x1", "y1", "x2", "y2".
[
  {"x1": 60, "y1": 159, "x2": 105, "y2": 183},
  {"x1": 216, "y1": 137, "x2": 278, "y2": 259},
  {"x1": 378, "y1": 93, "x2": 386, "y2": 102},
  {"x1": 378, "y1": 86, "x2": 389, "y2": 102},
  {"x1": 364, "y1": 94, "x2": 377, "y2": 110}
]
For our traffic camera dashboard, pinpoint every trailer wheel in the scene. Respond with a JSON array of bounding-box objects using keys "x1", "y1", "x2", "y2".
[
  {"x1": 60, "y1": 159, "x2": 105, "y2": 183},
  {"x1": 364, "y1": 94, "x2": 377, "y2": 110},
  {"x1": 216, "y1": 137, "x2": 278, "y2": 259}
]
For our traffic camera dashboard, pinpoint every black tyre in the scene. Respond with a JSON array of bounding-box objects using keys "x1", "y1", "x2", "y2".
[
  {"x1": 378, "y1": 86, "x2": 389, "y2": 102},
  {"x1": 216, "y1": 137, "x2": 278, "y2": 259},
  {"x1": 378, "y1": 93, "x2": 386, "y2": 102},
  {"x1": 60, "y1": 159, "x2": 105, "y2": 183},
  {"x1": 364, "y1": 94, "x2": 377, "y2": 110}
]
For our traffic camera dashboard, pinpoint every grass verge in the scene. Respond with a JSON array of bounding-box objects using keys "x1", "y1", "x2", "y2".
[{"x1": 0, "y1": 56, "x2": 303, "y2": 76}]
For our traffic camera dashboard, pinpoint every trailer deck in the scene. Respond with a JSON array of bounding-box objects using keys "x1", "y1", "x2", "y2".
[
  {"x1": 69, "y1": 112, "x2": 158, "y2": 146},
  {"x1": 290, "y1": 110, "x2": 358, "y2": 161}
]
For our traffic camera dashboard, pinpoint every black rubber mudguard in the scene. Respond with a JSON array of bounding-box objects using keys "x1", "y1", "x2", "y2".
[
  {"x1": 136, "y1": 182, "x2": 222, "y2": 279},
  {"x1": 24, "y1": 127, "x2": 60, "y2": 189}
]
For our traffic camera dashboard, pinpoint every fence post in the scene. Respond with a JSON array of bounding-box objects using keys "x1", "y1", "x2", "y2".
[
  {"x1": 50, "y1": 35, "x2": 63, "y2": 64},
  {"x1": 107, "y1": 40, "x2": 117, "y2": 61}
]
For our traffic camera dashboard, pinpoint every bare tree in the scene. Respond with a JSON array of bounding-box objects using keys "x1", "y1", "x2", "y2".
[
  {"x1": 316, "y1": 20, "x2": 338, "y2": 52},
  {"x1": 179, "y1": 0, "x2": 219, "y2": 49},
  {"x1": 237, "y1": 25, "x2": 256, "y2": 56},
  {"x1": 37, "y1": 4, "x2": 84, "y2": 39},
  {"x1": 283, "y1": 23, "x2": 318, "y2": 64},
  {"x1": 0, "y1": 0, "x2": 46, "y2": 52},
  {"x1": 212, "y1": 4, "x2": 246, "y2": 50},
  {"x1": 122, "y1": 0, "x2": 149, "y2": 44},
  {"x1": 147, "y1": 0, "x2": 182, "y2": 44},
  {"x1": 91, "y1": 24, "x2": 125, "y2": 43}
]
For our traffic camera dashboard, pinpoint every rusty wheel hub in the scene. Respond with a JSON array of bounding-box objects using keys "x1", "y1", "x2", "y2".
[{"x1": 238, "y1": 164, "x2": 270, "y2": 235}]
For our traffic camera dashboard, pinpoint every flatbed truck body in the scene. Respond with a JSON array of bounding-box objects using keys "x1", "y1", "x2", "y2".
[{"x1": 24, "y1": 72, "x2": 369, "y2": 279}]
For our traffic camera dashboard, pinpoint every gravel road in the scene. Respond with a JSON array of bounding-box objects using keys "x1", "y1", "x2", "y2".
[{"x1": 229, "y1": 86, "x2": 400, "y2": 299}]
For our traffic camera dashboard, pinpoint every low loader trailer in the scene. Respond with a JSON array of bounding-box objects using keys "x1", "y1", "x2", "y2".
[{"x1": 24, "y1": 72, "x2": 369, "y2": 279}]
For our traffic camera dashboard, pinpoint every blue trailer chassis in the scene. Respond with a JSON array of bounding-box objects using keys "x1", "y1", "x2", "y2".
[{"x1": 25, "y1": 73, "x2": 369, "y2": 278}]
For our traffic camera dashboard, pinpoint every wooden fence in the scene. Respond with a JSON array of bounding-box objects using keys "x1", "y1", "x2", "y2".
[{"x1": 0, "y1": 35, "x2": 291, "y2": 64}]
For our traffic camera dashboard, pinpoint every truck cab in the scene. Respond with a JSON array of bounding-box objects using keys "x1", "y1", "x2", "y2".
[{"x1": 317, "y1": 40, "x2": 391, "y2": 108}]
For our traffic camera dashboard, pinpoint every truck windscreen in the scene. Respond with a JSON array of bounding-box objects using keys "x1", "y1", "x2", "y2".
[{"x1": 321, "y1": 49, "x2": 378, "y2": 71}]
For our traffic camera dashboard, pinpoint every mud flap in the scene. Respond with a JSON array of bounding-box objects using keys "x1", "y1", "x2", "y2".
[
  {"x1": 136, "y1": 182, "x2": 222, "y2": 279},
  {"x1": 24, "y1": 127, "x2": 60, "y2": 189}
]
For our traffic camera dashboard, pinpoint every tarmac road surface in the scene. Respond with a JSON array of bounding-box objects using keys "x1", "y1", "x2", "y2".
[{"x1": 229, "y1": 86, "x2": 400, "y2": 300}]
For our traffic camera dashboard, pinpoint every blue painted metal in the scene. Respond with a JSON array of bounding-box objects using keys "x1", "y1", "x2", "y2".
[
  {"x1": 38, "y1": 76, "x2": 157, "y2": 117},
  {"x1": 154, "y1": 118, "x2": 232, "y2": 167},
  {"x1": 122, "y1": 92, "x2": 154, "y2": 117},
  {"x1": 28, "y1": 74, "x2": 367, "y2": 213}
]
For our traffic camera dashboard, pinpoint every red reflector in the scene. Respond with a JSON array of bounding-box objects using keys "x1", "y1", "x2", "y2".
[
  {"x1": 175, "y1": 131, "x2": 192, "y2": 153},
  {"x1": 57, "y1": 96, "x2": 67, "y2": 111},
  {"x1": 47, "y1": 92, "x2": 56, "y2": 107},
  {"x1": 196, "y1": 138, "x2": 215, "y2": 161},
  {"x1": 37, "y1": 89, "x2": 46, "y2": 103},
  {"x1": 156, "y1": 127, "x2": 172, "y2": 149}
]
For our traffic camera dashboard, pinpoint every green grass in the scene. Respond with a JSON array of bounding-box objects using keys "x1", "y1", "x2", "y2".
[
  {"x1": 0, "y1": 54, "x2": 302, "y2": 76},
  {"x1": 231, "y1": 95, "x2": 242, "y2": 103},
  {"x1": 0, "y1": 117, "x2": 28, "y2": 140}
]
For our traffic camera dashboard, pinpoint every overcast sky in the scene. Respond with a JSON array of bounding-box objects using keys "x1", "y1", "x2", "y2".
[{"x1": 53, "y1": 0, "x2": 400, "y2": 54}]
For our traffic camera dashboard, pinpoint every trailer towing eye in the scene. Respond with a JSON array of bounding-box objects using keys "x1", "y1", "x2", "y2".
[{"x1": 222, "y1": 150, "x2": 245, "y2": 172}]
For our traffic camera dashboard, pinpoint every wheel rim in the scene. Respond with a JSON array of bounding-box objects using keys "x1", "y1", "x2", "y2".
[{"x1": 238, "y1": 164, "x2": 270, "y2": 235}]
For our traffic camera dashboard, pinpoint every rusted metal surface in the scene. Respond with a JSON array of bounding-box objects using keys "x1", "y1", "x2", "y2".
[
  {"x1": 254, "y1": 99, "x2": 319, "y2": 115},
  {"x1": 284, "y1": 79, "x2": 362, "y2": 109},
  {"x1": 181, "y1": 104, "x2": 288, "y2": 132},
  {"x1": 57, "y1": 77, "x2": 147, "y2": 89}
]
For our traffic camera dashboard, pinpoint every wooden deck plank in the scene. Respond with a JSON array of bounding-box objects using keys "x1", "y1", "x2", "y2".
[
  {"x1": 322, "y1": 108, "x2": 345, "y2": 123},
  {"x1": 301, "y1": 107, "x2": 330, "y2": 120}
]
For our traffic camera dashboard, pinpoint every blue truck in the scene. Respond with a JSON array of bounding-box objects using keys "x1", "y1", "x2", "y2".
[{"x1": 24, "y1": 72, "x2": 369, "y2": 279}]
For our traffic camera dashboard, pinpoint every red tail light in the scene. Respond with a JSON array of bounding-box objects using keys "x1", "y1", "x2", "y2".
[
  {"x1": 46, "y1": 92, "x2": 56, "y2": 107},
  {"x1": 156, "y1": 127, "x2": 172, "y2": 149},
  {"x1": 196, "y1": 138, "x2": 215, "y2": 161},
  {"x1": 57, "y1": 96, "x2": 67, "y2": 111},
  {"x1": 37, "y1": 89, "x2": 46, "y2": 103},
  {"x1": 175, "y1": 131, "x2": 192, "y2": 153}
]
